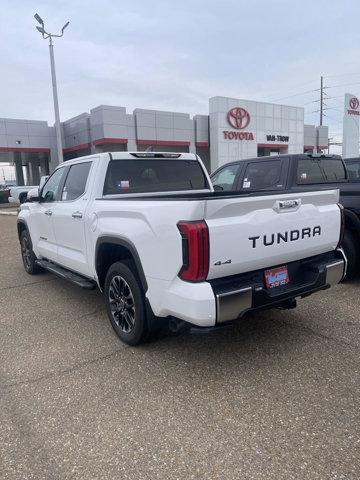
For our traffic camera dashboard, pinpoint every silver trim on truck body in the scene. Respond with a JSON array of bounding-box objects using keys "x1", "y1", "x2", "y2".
[
  {"x1": 325, "y1": 259, "x2": 346, "y2": 286},
  {"x1": 216, "y1": 252, "x2": 346, "y2": 325},
  {"x1": 216, "y1": 287, "x2": 252, "y2": 324}
]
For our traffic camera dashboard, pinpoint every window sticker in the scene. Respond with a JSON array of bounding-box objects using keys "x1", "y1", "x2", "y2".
[
  {"x1": 243, "y1": 178, "x2": 251, "y2": 188},
  {"x1": 117, "y1": 180, "x2": 130, "y2": 189},
  {"x1": 62, "y1": 190, "x2": 68, "y2": 201}
]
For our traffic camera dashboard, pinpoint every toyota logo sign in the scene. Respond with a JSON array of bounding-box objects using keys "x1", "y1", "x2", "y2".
[
  {"x1": 349, "y1": 97, "x2": 359, "y2": 110},
  {"x1": 227, "y1": 107, "x2": 251, "y2": 130}
]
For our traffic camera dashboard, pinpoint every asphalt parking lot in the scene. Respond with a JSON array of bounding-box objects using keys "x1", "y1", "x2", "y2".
[{"x1": 0, "y1": 215, "x2": 359, "y2": 480}]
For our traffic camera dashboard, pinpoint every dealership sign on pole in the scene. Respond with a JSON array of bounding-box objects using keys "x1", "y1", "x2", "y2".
[{"x1": 342, "y1": 93, "x2": 360, "y2": 158}]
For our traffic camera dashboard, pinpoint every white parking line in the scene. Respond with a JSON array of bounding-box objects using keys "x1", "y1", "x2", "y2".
[{"x1": 0, "y1": 210, "x2": 18, "y2": 216}]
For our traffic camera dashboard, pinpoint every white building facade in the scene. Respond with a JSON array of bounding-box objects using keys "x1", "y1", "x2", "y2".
[{"x1": 0, "y1": 96, "x2": 329, "y2": 185}]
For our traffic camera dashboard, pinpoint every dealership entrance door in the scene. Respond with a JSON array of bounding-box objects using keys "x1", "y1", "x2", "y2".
[{"x1": 257, "y1": 144, "x2": 288, "y2": 157}]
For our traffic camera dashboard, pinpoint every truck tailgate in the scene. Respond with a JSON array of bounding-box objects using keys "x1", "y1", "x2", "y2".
[{"x1": 205, "y1": 189, "x2": 341, "y2": 280}]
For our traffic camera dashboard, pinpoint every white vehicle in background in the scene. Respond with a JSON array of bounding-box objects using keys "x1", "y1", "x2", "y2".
[
  {"x1": 17, "y1": 152, "x2": 345, "y2": 345},
  {"x1": 9, "y1": 176, "x2": 49, "y2": 204}
]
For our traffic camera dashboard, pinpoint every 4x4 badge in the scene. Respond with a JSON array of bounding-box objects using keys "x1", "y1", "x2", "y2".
[{"x1": 214, "y1": 259, "x2": 232, "y2": 266}]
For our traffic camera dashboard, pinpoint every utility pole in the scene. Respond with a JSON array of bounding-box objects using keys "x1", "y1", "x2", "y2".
[
  {"x1": 320, "y1": 75, "x2": 324, "y2": 126},
  {"x1": 34, "y1": 13, "x2": 69, "y2": 164}
]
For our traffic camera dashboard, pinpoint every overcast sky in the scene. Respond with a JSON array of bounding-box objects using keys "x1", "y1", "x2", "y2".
[{"x1": 1, "y1": 0, "x2": 360, "y2": 178}]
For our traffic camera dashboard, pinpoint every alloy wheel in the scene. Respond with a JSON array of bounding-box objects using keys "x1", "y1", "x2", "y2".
[
  {"x1": 108, "y1": 275, "x2": 136, "y2": 333},
  {"x1": 21, "y1": 237, "x2": 32, "y2": 270}
]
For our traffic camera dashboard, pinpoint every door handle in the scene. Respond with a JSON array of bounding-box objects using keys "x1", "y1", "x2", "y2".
[
  {"x1": 44, "y1": 210, "x2": 52, "y2": 216},
  {"x1": 72, "y1": 211, "x2": 83, "y2": 219}
]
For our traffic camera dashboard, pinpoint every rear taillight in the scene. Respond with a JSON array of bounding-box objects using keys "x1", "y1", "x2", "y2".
[
  {"x1": 337, "y1": 203, "x2": 345, "y2": 248},
  {"x1": 177, "y1": 221, "x2": 209, "y2": 282}
]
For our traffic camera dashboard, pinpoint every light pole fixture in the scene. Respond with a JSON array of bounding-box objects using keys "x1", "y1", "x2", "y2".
[{"x1": 34, "y1": 13, "x2": 70, "y2": 163}]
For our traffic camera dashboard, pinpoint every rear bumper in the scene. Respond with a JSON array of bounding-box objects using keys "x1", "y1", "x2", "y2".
[{"x1": 211, "y1": 249, "x2": 346, "y2": 324}]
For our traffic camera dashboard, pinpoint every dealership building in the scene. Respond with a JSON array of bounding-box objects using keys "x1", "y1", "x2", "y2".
[{"x1": 0, "y1": 96, "x2": 329, "y2": 186}]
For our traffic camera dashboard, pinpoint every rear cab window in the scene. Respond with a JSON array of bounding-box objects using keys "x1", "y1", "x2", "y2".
[
  {"x1": 103, "y1": 158, "x2": 209, "y2": 195},
  {"x1": 296, "y1": 157, "x2": 347, "y2": 184}
]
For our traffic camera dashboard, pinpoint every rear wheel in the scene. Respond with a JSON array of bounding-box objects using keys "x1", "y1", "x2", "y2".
[
  {"x1": 104, "y1": 261, "x2": 148, "y2": 345},
  {"x1": 20, "y1": 230, "x2": 42, "y2": 274},
  {"x1": 342, "y1": 229, "x2": 359, "y2": 278}
]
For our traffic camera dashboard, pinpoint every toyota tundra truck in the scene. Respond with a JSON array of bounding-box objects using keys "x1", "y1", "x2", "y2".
[{"x1": 17, "y1": 152, "x2": 346, "y2": 345}]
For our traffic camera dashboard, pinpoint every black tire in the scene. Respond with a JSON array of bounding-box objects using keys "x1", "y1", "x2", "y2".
[
  {"x1": 104, "y1": 261, "x2": 148, "y2": 345},
  {"x1": 20, "y1": 230, "x2": 42, "y2": 274},
  {"x1": 342, "y1": 229, "x2": 359, "y2": 278},
  {"x1": 19, "y1": 192, "x2": 27, "y2": 204}
]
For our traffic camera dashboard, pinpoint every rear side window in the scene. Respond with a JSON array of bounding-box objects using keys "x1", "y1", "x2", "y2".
[
  {"x1": 61, "y1": 162, "x2": 91, "y2": 201},
  {"x1": 103, "y1": 159, "x2": 208, "y2": 195},
  {"x1": 242, "y1": 160, "x2": 283, "y2": 190},
  {"x1": 297, "y1": 158, "x2": 346, "y2": 184},
  {"x1": 346, "y1": 162, "x2": 360, "y2": 182},
  {"x1": 211, "y1": 164, "x2": 239, "y2": 191}
]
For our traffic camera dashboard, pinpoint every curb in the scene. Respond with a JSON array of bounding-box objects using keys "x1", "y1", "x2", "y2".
[{"x1": 0, "y1": 211, "x2": 18, "y2": 216}]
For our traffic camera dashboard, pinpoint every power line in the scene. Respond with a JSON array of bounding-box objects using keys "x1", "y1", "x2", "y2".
[
  {"x1": 323, "y1": 113, "x2": 343, "y2": 125},
  {"x1": 327, "y1": 81, "x2": 360, "y2": 89},
  {"x1": 324, "y1": 72, "x2": 360, "y2": 79},
  {"x1": 301, "y1": 97, "x2": 328, "y2": 106},
  {"x1": 270, "y1": 88, "x2": 320, "y2": 103},
  {"x1": 257, "y1": 79, "x2": 319, "y2": 100},
  {"x1": 266, "y1": 77, "x2": 360, "y2": 105}
]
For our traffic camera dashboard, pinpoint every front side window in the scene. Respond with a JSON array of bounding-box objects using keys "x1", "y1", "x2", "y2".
[
  {"x1": 103, "y1": 159, "x2": 208, "y2": 195},
  {"x1": 211, "y1": 164, "x2": 239, "y2": 191},
  {"x1": 41, "y1": 167, "x2": 66, "y2": 202},
  {"x1": 242, "y1": 160, "x2": 282, "y2": 190},
  {"x1": 297, "y1": 158, "x2": 346, "y2": 184},
  {"x1": 61, "y1": 162, "x2": 91, "y2": 201}
]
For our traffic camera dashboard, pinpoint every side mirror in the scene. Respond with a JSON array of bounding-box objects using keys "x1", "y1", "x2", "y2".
[
  {"x1": 27, "y1": 188, "x2": 40, "y2": 202},
  {"x1": 39, "y1": 175, "x2": 49, "y2": 190},
  {"x1": 213, "y1": 184, "x2": 224, "y2": 191}
]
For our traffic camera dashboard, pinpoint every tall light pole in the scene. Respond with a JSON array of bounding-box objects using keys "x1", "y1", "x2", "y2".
[{"x1": 34, "y1": 13, "x2": 69, "y2": 163}]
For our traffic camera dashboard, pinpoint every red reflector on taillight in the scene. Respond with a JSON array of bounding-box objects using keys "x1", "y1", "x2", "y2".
[
  {"x1": 177, "y1": 221, "x2": 209, "y2": 282},
  {"x1": 337, "y1": 203, "x2": 345, "y2": 248}
]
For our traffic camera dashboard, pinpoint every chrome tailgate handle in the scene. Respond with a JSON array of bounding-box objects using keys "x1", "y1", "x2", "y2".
[{"x1": 273, "y1": 199, "x2": 301, "y2": 213}]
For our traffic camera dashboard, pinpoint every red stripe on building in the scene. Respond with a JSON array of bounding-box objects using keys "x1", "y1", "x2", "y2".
[
  {"x1": 195, "y1": 142, "x2": 209, "y2": 148},
  {"x1": 257, "y1": 143, "x2": 289, "y2": 148},
  {"x1": 63, "y1": 143, "x2": 91, "y2": 154},
  {"x1": 304, "y1": 145, "x2": 328, "y2": 150},
  {"x1": 136, "y1": 140, "x2": 190, "y2": 147},
  {"x1": 0, "y1": 147, "x2": 50, "y2": 153},
  {"x1": 93, "y1": 138, "x2": 128, "y2": 146}
]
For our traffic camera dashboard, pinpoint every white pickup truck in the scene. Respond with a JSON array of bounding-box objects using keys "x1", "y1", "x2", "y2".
[
  {"x1": 9, "y1": 176, "x2": 49, "y2": 204},
  {"x1": 9, "y1": 185, "x2": 38, "y2": 204},
  {"x1": 18, "y1": 152, "x2": 346, "y2": 345}
]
